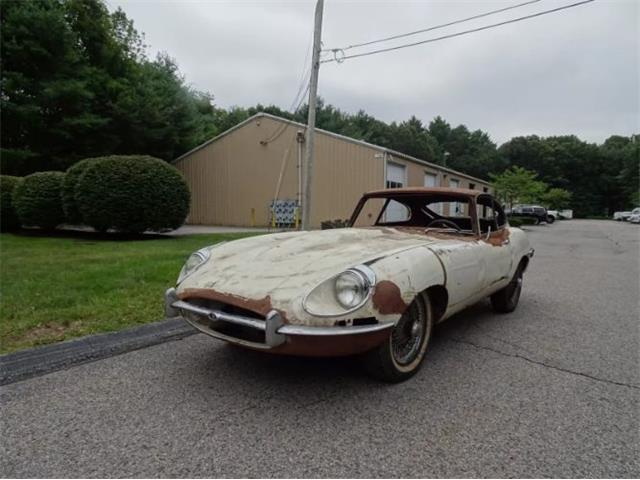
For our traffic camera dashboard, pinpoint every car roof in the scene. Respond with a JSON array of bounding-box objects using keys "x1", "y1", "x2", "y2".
[{"x1": 363, "y1": 186, "x2": 484, "y2": 199}]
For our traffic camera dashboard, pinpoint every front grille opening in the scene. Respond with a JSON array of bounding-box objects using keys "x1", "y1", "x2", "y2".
[
  {"x1": 211, "y1": 320, "x2": 266, "y2": 343},
  {"x1": 353, "y1": 317, "x2": 378, "y2": 326},
  {"x1": 187, "y1": 298, "x2": 265, "y2": 321},
  {"x1": 334, "y1": 317, "x2": 378, "y2": 327},
  {"x1": 220, "y1": 303, "x2": 265, "y2": 320}
]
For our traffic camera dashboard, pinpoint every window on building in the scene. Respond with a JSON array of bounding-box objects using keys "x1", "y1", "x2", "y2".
[
  {"x1": 449, "y1": 179, "x2": 462, "y2": 216},
  {"x1": 424, "y1": 173, "x2": 441, "y2": 213}
]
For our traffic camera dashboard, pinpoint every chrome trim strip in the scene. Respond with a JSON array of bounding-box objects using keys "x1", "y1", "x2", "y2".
[
  {"x1": 182, "y1": 315, "x2": 273, "y2": 350},
  {"x1": 165, "y1": 288, "x2": 392, "y2": 348},
  {"x1": 165, "y1": 288, "x2": 180, "y2": 318},
  {"x1": 278, "y1": 322, "x2": 394, "y2": 336},
  {"x1": 172, "y1": 299, "x2": 266, "y2": 331}
]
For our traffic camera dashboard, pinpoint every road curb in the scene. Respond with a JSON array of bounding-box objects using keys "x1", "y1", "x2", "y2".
[{"x1": 0, "y1": 318, "x2": 197, "y2": 386}]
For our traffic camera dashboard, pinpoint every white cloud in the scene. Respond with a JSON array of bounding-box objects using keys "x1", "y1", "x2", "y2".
[{"x1": 109, "y1": 0, "x2": 639, "y2": 144}]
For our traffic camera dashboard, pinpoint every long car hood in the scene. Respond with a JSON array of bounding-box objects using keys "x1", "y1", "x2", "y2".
[{"x1": 177, "y1": 227, "x2": 437, "y2": 302}]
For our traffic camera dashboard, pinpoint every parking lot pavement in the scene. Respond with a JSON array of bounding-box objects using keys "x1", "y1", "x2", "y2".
[{"x1": 1, "y1": 220, "x2": 638, "y2": 477}]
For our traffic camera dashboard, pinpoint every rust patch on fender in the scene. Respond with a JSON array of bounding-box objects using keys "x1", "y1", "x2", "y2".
[
  {"x1": 372, "y1": 280, "x2": 408, "y2": 314},
  {"x1": 178, "y1": 288, "x2": 286, "y2": 320},
  {"x1": 483, "y1": 228, "x2": 510, "y2": 247}
]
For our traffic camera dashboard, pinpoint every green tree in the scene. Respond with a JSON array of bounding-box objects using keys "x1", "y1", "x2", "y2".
[
  {"x1": 541, "y1": 188, "x2": 572, "y2": 210},
  {"x1": 1, "y1": 0, "x2": 218, "y2": 174},
  {"x1": 604, "y1": 135, "x2": 639, "y2": 208},
  {"x1": 490, "y1": 166, "x2": 547, "y2": 210},
  {"x1": 499, "y1": 134, "x2": 638, "y2": 216}
]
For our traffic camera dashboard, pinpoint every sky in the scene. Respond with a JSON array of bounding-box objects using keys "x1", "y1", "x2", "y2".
[{"x1": 107, "y1": 0, "x2": 639, "y2": 145}]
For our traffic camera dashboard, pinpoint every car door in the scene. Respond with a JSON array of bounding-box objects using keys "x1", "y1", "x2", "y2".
[
  {"x1": 477, "y1": 195, "x2": 513, "y2": 291},
  {"x1": 428, "y1": 240, "x2": 488, "y2": 307}
]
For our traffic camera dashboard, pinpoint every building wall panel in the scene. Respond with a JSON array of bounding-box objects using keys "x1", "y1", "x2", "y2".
[
  {"x1": 175, "y1": 114, "x2": 492, "y2": 228},
  {"x1": 175, "y1": 117, "x2": 302, "y2": 226},
  {"x1": 310, "y1": 133, "x2": 384, "y2": 226}
]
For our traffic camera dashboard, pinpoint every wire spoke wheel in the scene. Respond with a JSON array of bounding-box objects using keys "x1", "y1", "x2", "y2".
[
  {"x1": 391, "y1": 298, "x2": 426, "y2": 366},
  {"x1": 491, "y1": 262, "x2": 525, "y2": 313},
  {"x1": 510, "y1": 272, "x2": 523, "y2": 303},
  {"x1": 363, "y1": 292, "x2": 433, "y2": 383}
]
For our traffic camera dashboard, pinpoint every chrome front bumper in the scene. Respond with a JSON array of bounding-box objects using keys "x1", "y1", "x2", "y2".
[{"x1": 165, "y1": 288, "x2": 394, "y2": 349}]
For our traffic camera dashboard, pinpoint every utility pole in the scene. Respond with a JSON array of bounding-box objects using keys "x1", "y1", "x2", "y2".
[{"x1": 301, "y1": 0, "x2": 324, "y2": 230}]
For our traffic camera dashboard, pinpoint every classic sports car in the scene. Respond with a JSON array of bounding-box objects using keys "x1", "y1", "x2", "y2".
[{"x1": 165, "y1": 187, "x2": 534, "y2": 382}]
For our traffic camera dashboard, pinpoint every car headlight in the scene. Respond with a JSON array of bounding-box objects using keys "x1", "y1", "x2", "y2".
[
  {"x1": 177, "y1": 248, "x2": 210, "y2": 284},
  {"x1": 335, "y1": 269, "x2": 370, "y2": 308},
  {"x1": 302, "y1": 265, "x2": 376, "y2": 317}
]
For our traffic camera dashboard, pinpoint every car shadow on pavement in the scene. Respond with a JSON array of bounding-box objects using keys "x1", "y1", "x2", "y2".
[{"x1": 180, "y1": 299, "x2": 499, "y2": 390}]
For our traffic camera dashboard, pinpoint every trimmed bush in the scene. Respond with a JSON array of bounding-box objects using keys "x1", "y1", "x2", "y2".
[
  {"x1": 75, "y1": 155, "x2": 190, "y2": 233},
  {"x1": 13, "y1": 172, "x2": 65, "y2": 229},
  {"x1": 62, "y1": 158, "x2": 101, "y2": 224},
  {"x1": 1, "y1": 175, "x2": 23, "y2": 231}
]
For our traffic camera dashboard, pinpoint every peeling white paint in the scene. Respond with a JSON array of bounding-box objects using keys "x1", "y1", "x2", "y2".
[{"x1": 176, "y1": 226, "x2": 531, "y2": 326}]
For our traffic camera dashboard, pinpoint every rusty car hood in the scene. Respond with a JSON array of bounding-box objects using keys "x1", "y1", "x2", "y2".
[{"x1": 176, "y1": 227, "x2": 439, "y2": 301}]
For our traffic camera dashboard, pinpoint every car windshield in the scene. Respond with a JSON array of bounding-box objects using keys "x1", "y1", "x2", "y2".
[{"x1": 351, "y1": 193, "x2": 476, "y2": 234}]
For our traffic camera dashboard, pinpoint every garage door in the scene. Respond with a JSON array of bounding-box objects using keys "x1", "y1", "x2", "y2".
[
  {"x1": 424, "y1": 173, "x2": 437, "y2": 187},
  {"x1": 449, "y1": 178, "x2": 461, "y2": 216},
  {"x1": 385, "y1": 162, "x2": 406, "y2": 222},
  {"x1": 386, "y1": 162, "x2": 405, "y2": 189},
  {"x1": 424, "y1": 173, "x2": 441, "y2": 214}
]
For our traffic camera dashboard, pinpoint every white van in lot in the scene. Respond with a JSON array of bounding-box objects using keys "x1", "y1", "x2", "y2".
[
  {"x1": 614, "y1": 211, "x2": 633, "y2": 221},
  {"x1": 628, "y1": 208, "x2": 640, "y2": 224}
]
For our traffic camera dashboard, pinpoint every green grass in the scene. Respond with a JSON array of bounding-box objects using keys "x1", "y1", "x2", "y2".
[{"x1": 0, "y1": 231, "x2": 260, "y2": 354}]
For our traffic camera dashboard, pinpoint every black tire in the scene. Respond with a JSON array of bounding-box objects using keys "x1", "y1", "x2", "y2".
[
  {"x1": 547, "y1": 215, "x2": 555, "y2": 224},
  {"x1": 534, "y1": 217, "x2": 541, "y2": 225},
  {"x1": 491, "y1": 264, "x2": 524, "y2": 313},
  {"x1": 363, "y1": 292, "x2": 434, "y2": 383}
]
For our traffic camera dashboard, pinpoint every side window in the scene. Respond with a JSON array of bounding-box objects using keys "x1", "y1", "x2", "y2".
[
  {"x1": 477, "y1": 196, "x2": 506, "y2": 233},
  {"x1": 380, "y1": 199, "x2": 411, "y2": 223}
]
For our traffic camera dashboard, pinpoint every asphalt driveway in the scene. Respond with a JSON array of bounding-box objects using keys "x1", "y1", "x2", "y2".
[{"x1": 1, "y1": 220, "x2": 638, "y2": 477}]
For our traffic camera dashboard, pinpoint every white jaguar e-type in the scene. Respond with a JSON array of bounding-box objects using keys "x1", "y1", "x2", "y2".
[{"x1": 165, "y1": 187, "x2": 534, "y2": 382}]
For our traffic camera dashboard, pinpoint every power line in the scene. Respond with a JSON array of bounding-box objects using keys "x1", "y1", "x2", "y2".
[
  {"x1": 322, "y1": 0, "x2": 595, "y2": 64},
  {"x1": 260, "y1": 79, "x2": 310, "y2": 144},
  {"x1": 288, "y1": 32, "x2": 314, "y2": 111},
  {"x1": 324, "y1": 0, "x2": 543, "y2": 53},
  {"x1": 261, "y1": 31, "x2": 314, "y2": 144},
  {"x1": 262, "y1": 41, "x2": 334, "y2": 144}
]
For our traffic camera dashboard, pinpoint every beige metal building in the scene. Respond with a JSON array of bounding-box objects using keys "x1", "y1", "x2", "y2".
[{"x1": 174, "y1": 113, "x2": 492, "y2": 228}]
